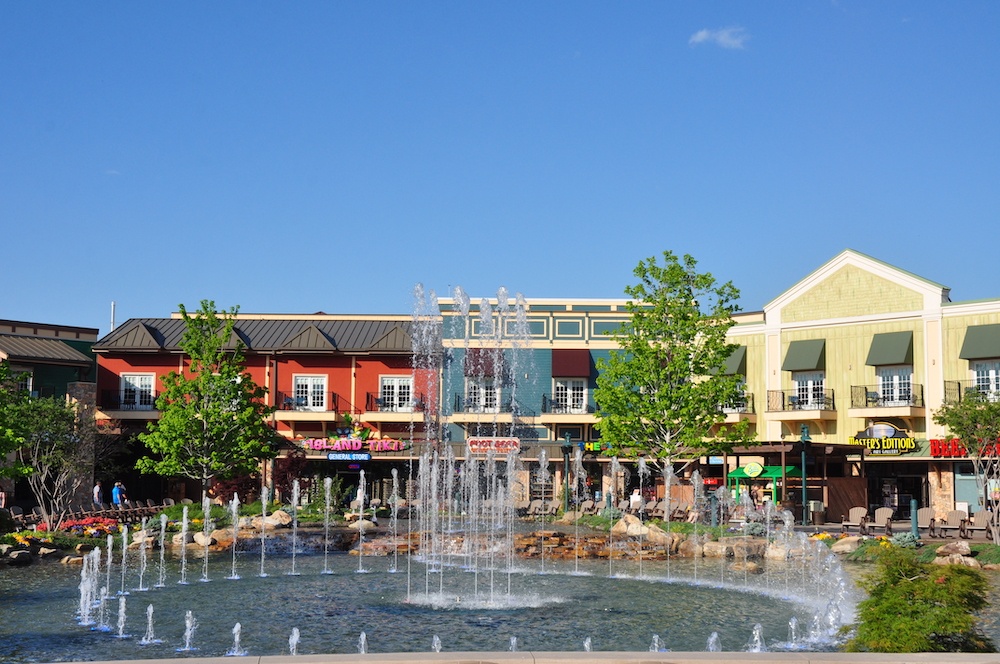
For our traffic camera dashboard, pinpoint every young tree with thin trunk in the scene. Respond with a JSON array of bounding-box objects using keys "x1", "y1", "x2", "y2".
[
  {"x1": 0, "y1": 361, "x2": 31, "y2": 480},
  {"x1": 137, "y1": 300, "x2": 279, "y2": 499},
  {"x1": 594, "y1": 251, "x2": 755, "y2": 477},
  {"x1": 15, "y1": 397, "x2": 119, "y2": 531},
  {"x1": 933, "y1": 391, "x2": 1000, "y2": 545}
]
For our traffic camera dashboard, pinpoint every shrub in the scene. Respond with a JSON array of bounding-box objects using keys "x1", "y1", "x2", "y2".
[
  {"x1": 845, "y1": 547, "x2": 996, "y2": 652},
  {"x1": 889, "y1": 532, "x2": 920, "y2": 549}
]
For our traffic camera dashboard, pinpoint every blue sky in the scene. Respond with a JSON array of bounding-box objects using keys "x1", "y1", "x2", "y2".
[{"x1": 3, "y1": 2, "x2": 998, "y2": 335}]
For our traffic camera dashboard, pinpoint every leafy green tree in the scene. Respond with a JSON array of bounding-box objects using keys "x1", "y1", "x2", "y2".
[
  {"x1": 15, "y1": 396, "x2": 109, "y2": 530},
  {"x1": 933, "y1": 392, "x2": 1000, "y2": 544},
  {"x1": 594, "y1": 252, "x2": 753, "y2": 473},
  {"x1": 846, "y1": 547, "x2": 995, "y2": 652},
  {"x1": 137, "y1": 300, "x2": 279, "y2": 498},
  {"x1": 0, "y1": 361, "x2": 31, "y2": 479}
]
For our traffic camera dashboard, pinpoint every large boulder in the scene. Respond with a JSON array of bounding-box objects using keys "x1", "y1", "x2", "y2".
[
  {"x1": 267, "y1": 510, "x2": 293, "y2": 527},
  {"x1": 7, "y1": 550, "x2": 33, "y2": 566},
  {"x1": 703, "y1": 540, "x2": 732, "y2": 558},
  {"x1": 210, "y1": 528, "x2": 235, "y2": 549},
  {"x1": 932, "y1": 553, "x2": 981, "y2": 568},
  {"x1": 677, "y1": 538, "x2": 703, "y2": 558},
  {"x1": 349, "y1": 519, "x2": 377, "y2": 532},
  {"x1": 936, "y1": 540, "x2": 972, "y2": 557},
  {"x1": 645, "y1": 524, "x2": 680, "y2": 552},
  {"x1": 193, "y1": 531, "x2": 217, "y2": 547},
  {"x1": 172, "y1": 531, "x2": 195, "y2": 546},
  {"x1": 831, "y1": 536, "x2": 861, "y2": 554},
  {"x1": 611, "y1": 514, "x2": 648, "y2": 538}
]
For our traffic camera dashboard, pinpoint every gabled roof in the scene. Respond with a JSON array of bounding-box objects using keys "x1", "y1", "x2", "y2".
[
  {"x1": 764, "y1": 249, "x2": 951, "y2": 321},
  {"x1": 93, "y1": 316, "x2": 415, "y2": 355},
  {"x1": 280, "y1": 324, "x2": 337, "y2": 351},
  {"x1": 0, "y1": 334, "x2": 93, "y2": 366}
]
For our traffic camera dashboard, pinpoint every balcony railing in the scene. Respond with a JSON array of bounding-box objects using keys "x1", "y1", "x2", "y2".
[
  {"x1": 721, "y1": 392, "x2": 755, "y2": 414},
  {"x1": 365, "y1": 392, "x2": 426, "y2": 413},
  {"x1": 541, "y1": 394, "x2": 594, "y2": 414},
  {"x1": 850, "y1": 384, "x2": 924, "y2": 408},
  {"x1": 453, "y1": 392, "x2": 514, "y2": 414},
  {"x1": 100, "y1": 389, "x2": 158, "y2": 411},
  {"x1": 766, "y1": 389, "x2": 835, "y2": 412},
  {"x1": 944, "y1": 380, "x2": 1000, "y2": 404},
  {"x1": 276, "y1": 391, "x2": 345, "y2": 413}
]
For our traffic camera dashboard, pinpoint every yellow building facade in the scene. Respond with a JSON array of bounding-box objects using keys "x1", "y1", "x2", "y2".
[{"x1": 729, "y1": 249, "x2": 1000, "y2": 521}]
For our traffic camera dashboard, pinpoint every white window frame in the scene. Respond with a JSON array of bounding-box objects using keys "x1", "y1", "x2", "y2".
[
  {"x1": 972, "y1": 360, "x2": 1000, "y2": 402},
  {"x1": 120, "y1": 373, "x2": 155, "y2": 410},
  {"x1": 792, "y1": 371, "x2": 825, "y2": 410},
  {"x1": 379, "y1": 375, "x2": 414, "y2": 412},
  {"x1": 466, "y1": 377, "x2": 500, "y2": 413},
  {"x1": 292, "y1": 375, "x2": 327, "y2": 411},
  {"x1": 12, "y1": 366, "x2": 33, "y2": 395},
  {"x1": 553, "y1": 378, "x2": 587, "y2": 414},
  {"x1": 877, "y1": 365, "x2": 913, "y2": 406}
]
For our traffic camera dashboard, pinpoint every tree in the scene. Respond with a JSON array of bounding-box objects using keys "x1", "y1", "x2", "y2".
[
  {"x1": 846, "y1": 547, "x2": 995, "y2": 652},
  {"x1": 137, "y1": 300, "x2": 280, "y2": 498},
  {"x1": 14, "y1": 396, "x2": 119, "y2": 531},
  {"x1": 594, "y1": 251, "x2": 754, "y2": 473},
  {"x1": 0, "y1": 361, "x2": 31, "y2": 480},
  {"x1": 933, "y1": 391, "x2": 1000, "y2": 544}
]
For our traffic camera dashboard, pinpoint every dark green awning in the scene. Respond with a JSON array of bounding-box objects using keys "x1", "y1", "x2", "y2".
[
  {"x1": 723, "y1": 346, "x2": 747, "y2": 375},
  {"x1": 960, "y1": 324, "x2": 1000, "y2": 360},
  {"x1": 866, "y1": 331, "x2": 913, "y2": 366},
  {"x1": 781, "y1": 339, "x2": 825, "y2": 372}
]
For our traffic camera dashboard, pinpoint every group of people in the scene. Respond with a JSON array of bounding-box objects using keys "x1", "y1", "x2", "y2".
[{"x1": 93, "y1": 480, "x2": 128, "y2": 507}]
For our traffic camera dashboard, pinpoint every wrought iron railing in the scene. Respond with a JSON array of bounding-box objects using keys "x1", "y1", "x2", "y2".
[
  {"x1": 850, "y1": 384, "x2": 924, "y2": 408},
  {"x1": 721, "y1": 392, "x2": 755, "y2": 414},
  {"x1": 541, "y1": 394, "x2": 594, "y2": 414},
  {"x1": 100, "y1": 389, "x2": 158, "y2": 411},
  {"x1": 944, "y1": 380, "x2": 1000, "y2": 404},
  {"x1": 276, "y1": 391, "x2": 344, "y2": 413},
  {"x1": 365, "y1": 391, "x2": 426, "y2": 412},
  {"x1": 766, "y1": 389, "x2": 835, "y2": 412},
  {"x1": 452, "y1": 392, "x2": 514, "y2": 414}
]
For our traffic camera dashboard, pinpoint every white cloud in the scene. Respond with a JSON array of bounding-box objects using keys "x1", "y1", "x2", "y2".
[{"x1": 688, "y1": 26, "x2": 749, "y2": 49}]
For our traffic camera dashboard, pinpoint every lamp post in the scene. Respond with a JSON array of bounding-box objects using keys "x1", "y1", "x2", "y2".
[
  {"x1": 561, "y1": 433, "x2": 574, "y2": 512},
  {"x1": 800, "y1": 423, "x2": 811, "y2": 526}
]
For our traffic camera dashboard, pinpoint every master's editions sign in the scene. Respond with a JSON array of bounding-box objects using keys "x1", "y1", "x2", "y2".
[{"x1": 849, "y1": 421, "x2": 916, "y2": 456}]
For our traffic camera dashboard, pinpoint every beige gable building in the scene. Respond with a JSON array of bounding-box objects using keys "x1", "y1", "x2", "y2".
[{"x1": 728, "y1": 249, "x2": 1000, "y2": 522}]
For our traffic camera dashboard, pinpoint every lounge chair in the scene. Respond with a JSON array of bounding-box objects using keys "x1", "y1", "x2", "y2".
[
  {"x1": 649, "y1": 500, "x2": 668, "y2": 520},
  {"x1": 870, "y1": 507, "x2": 894, "y2": 536},
  {"x1": 916, "y1": 507, "x2": 938, "y2": 538},
  {"x1": 526, "y1": 499, "x2": 544, "y2": 516},
  {"x1": 578, "y1": 499, "x2": 596, "y2": 516},
  {"x1": 965, "y1": 510, "x2": 994, "y2": 540},
  {"x1": 840, "y1": 506, "x2": 869, "y2": 535},
  {"x1": 937, "y1": 510, "x2": 968, "y2": 538}
]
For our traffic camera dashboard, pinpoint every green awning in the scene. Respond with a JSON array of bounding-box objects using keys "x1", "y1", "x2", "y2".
[
  {"x1": 960, "y1": 324, "x2": 1000, "y2": 360},
  {"x1": 781, "y1": 339, "x2": 825, "y2": 372},
  {"x1": 723, "y1": 346, "x2": 747, "y2": 375},
  {"x1": 866, "y1": 331, "x2": 913, "y2": 366},
  {"x1": 726, "y1": 465, "x2": 802, "y2": 480}
]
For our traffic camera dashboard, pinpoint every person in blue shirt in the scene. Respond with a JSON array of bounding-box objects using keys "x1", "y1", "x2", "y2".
[{"x1": 111, "y1": 482, "x2": 122, "y2": 506}]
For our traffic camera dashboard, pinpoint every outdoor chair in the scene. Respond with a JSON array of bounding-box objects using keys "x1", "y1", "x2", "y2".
[
  {"x1": 840, "y1": 506, "x2": 869, "y2": 535},
  {"x1": 965, "y1": 510, "x2": 994, "y2": 540},
  {"x1": 871, "y1": 507, "x2": 894, "y2": 536},
  {"x1": 916, "y1": 507, "x2": 938, "y2": 538},
  {"x1": 937, "y1": 509, "x2": 968, "y2": 538},
  {"x1": 578, "y1": 499, "x2": 596, "y2": 516},
  {"x1": 526, "y1": 499, "x2": 544, "y2": 516}
]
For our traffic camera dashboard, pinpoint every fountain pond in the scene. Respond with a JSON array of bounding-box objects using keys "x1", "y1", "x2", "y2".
[{"x1": 0, "y1": 517, "x2": 861, "y2": 663}]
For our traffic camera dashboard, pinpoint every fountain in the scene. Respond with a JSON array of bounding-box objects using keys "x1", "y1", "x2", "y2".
[
  {"x1": 139, "y1": 604, "x2": 162, "y2": 645},
  {"x1": 0, "y1": 287, "x2": 867, "y2": 662},
  {"x1": 227, "y1": 494, "x2": 241, "y2": 580},
  {"x1": 178, "y1": 506, "x2": 189, "y2": 585},
  {"x1": 226, "y1": 622, "x2": 247, "y2": 656},
  {"x1": 200, "y1": 496, "x2": 212, "y2": 582}
]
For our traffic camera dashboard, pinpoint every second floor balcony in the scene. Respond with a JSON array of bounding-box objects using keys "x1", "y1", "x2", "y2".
[
  {"x1": 99, "y1": 389, "x2": 159, "y2": 413},
  {"x1": 274, "y1": 391, "x2": 346, "y2": 420},
  {"x1": 767, "y1": 389, "x2": 836, "y2": 430},
  {"x1": 720, "y1": 392, "x2": 756, "y2": 424},
  {"x1": 540, "y1": 393, "x2": 595, "y2": 417},
  {"x1": 944, "y1": 380, "x2": 1000, "y2": 404}
]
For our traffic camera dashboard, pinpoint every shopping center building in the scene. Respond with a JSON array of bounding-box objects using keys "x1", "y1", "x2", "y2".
[{"x1": 91, "y1": 249, "x2": 1000, "y2": 521}]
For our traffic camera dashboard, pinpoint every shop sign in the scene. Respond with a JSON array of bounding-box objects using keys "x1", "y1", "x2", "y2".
[
  {"x1": 297, "y1": 437, "x2": 411, "y2": 453},
  {"x1": 929, "y1": 438, "x2": 1000, "y2": 459},
  {"x1": 327, "y1": 452, "x2": 372, "y2": 462},
  {"x1": 848, "y1": 421, "x2": 916, "y2": 456},
  {"x1": 743, "y1": 462, "x2": 764, "y2": 477},
  {"x1": 467, "y1": 437, "x2": 520, "y2": 455}
]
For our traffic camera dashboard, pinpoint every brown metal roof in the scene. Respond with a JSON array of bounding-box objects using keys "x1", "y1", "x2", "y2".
[
  {"x1": 94, "y1": 317, "x2": 415, "y2": 354},
  {"x1": 0, "y1": 334, "x2": 93, "y2": 366}
]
